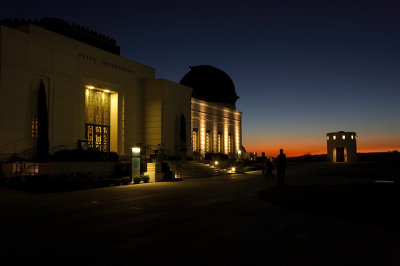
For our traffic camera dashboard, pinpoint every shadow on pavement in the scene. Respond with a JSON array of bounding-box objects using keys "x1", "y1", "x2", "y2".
[{"x1": 258, "y1": 183, "x2": 399, "y2": 227}]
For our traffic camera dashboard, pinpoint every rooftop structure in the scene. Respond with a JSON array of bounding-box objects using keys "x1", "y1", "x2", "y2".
[{"x1": 180, "y1": 65, "x2": 239, "y2": 108}]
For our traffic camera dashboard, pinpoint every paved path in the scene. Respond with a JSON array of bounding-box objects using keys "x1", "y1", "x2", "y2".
[{"x1": 0, "y1": 170, "x2": 398, "y2": 265}]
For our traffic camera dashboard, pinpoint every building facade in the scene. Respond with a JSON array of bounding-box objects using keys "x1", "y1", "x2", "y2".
[
  {"x1": 327, "y1": 131, "x2": 357, "y2": 163},
  {"x1": 0, "y1": 18, "x2": 242, "y2": 161},
  {"x1": 180, "y1": 65, "x2": 242, "y2": 159},
  {"x1": 191, "y1": 98, "x2": 242, "y2": 157}
]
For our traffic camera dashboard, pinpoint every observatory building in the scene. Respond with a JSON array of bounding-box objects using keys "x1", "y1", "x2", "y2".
[
  {"x1": 326, "y1": 131, "x2": 357, "y2": 163},
  {"x1": 0, "y1": 18, "x2": 242, "y2": 161},
  {"x1": 181, "y1": 65, "x2": 242, "y2": 159}
]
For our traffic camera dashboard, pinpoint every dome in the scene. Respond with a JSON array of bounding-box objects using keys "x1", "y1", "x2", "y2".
[{"x1": 180, "y1": 65, "x2": 239, "y2": 107}]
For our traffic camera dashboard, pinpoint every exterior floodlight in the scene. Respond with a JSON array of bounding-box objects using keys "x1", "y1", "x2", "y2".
[
  {"x1": 104, "y1": 89, "x2": 110, "y2": 93},
  {"x1": 215, "y1": 161, "x2": 219, "y2": 165},
  {"x1": 231, "y1": 167, "x2": 236, "y2": 173},
  {"x1": 87, "y1": 85, "x2": 95, "y2": 89}
]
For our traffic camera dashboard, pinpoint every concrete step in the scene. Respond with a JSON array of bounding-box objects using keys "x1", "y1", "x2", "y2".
[{"x1": 167, "y1": 161, "x2": 227, "y2": 179}]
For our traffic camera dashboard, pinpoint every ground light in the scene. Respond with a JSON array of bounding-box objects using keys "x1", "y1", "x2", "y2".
[
  {"x1": 131, "y1": 147, "x2": 141, "y2": 178},
  {"x1": 229, "y1": 167, "x2": 236, "y2": 173}
]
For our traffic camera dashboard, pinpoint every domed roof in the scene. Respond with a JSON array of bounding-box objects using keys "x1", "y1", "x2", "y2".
[{"x1": 180, "y1": 65, "x2": 239, "y2": 107}]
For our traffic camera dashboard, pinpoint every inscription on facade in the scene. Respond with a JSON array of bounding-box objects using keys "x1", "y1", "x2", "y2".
[{"x1": 78, "y1": 53, "x2": 135, "y2": 74}]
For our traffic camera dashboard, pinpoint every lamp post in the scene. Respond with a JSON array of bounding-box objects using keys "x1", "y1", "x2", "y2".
[{"x1": 131, "y1": 147, "x2": 141, "y2": 178}]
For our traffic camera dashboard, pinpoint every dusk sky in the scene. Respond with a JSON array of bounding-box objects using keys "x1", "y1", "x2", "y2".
[{"x1": 1, "y1": 0, "x2": 399, "y2": 157}]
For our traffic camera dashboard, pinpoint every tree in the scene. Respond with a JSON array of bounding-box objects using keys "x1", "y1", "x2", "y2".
[{"x1": 37, "y1": 80, "x2": 49, "y2": 161}]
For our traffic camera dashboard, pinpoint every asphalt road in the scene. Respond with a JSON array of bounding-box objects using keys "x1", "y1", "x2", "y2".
[{"x1": 0, "y1": 170, "x2": 398, "y2": 266}]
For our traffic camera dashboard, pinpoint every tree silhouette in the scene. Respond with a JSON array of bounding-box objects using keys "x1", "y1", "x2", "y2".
[{"x1": 37, "y1": 80, "x2": 49, "y2": 162}]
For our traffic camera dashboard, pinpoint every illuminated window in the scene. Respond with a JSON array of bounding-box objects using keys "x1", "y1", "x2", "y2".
[
  {"x1": 192, "y1": 129, "x2": 198, "y2": 151},
  {"x1": 217, "y1": 132, "x2": 222, "y2": 153},
  {"x1": 333, "y1": 135, "x2": 336, "y2": 140},
  {"x1": 342, "y1": 135, "x2": 346, "y2": 140},
  {"x1": 327, "y1": 136, "x2": 329, "y2": 140},
  {"x1": 351, "y1": 135, "x2": 354, "y2": 140},
  {"x1": 31, "y1": 117, "x2": 38, "y2": 139},
  {"x1": 85, "y1": 88, "x2": 110, "y2": 152},
  {"x1": 205, "y1": 130, "x2": 211, "y2": 152},
  {"x1": 228, "y1": 133, "x2": 233, "y2": 154}
]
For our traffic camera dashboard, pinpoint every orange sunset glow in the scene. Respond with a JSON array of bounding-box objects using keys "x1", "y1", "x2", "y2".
[{"x1": 244, "y1": 136, "x2": 400, "y2": 158}]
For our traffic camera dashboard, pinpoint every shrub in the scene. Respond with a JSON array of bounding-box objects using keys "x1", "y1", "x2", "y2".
[
  {"x1": 133, "y1": 176, "x2": 141, "y2": 184},
  {"x1": 142, "y1": 175, "x2": 150, "y2": 183},
  {"x1": 111, "y1": 178, "x2": 121, "y2": 186},
  {"x1": 121, "y1": 176, "x2": 131, "y2": 185}
]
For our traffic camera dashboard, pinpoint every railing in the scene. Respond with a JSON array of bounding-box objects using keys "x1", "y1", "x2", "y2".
[
  {"x1": 0, "y1": 147, "x2": 35, "y2": 163},
  {"x1": 0, "y1": 137, "x2": 28, "y2": 161},
  {"x1": 48, "y1": 145, "x2": 68, "y2": 155},
  {"x1": 1, "y1": 145, "x2": 68, "y2": 163},
  {"x1": 0, "y1": 146, "x2": 37, "y2": 177}
]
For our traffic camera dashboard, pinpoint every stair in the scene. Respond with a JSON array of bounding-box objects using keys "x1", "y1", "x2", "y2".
[{"x1": 168, "y1": 161, "x2": 227, "y2": 179}]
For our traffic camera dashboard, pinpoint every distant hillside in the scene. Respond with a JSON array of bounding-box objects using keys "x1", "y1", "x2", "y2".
[
  {"x1": 287, "y1": 154, "x2": 327, "y2": 162},
  {"x1": 287, "y1": 151, "x2": 399, "y2": 163},
  {"x1": 357, "y1": 151, "x2": 399, "y2": 163}
]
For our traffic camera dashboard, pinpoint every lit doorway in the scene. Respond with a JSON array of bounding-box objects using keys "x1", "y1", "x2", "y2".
[
  {"x1": 336, "y1": 147, "x2": 345, "y2": 162},
  {"x1": 85, "y1": 86, "x2": 118, "y2": 152}
]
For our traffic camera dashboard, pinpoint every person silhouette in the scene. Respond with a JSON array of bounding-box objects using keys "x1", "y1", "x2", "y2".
[
  {"x1": 263, "y1": 158, "x2": 273, "y2": 177},
  {"x1": 276, "y1": 149, "x2": 286, "y2": 185}
]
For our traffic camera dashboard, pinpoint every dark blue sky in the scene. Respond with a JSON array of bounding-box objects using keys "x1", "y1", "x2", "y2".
[{"x1": 2, "y1": 0, "x2": 399, "y2": 155}]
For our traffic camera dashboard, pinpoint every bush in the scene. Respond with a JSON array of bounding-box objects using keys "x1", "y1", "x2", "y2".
[
  {"x1": 133, "y1": 176, "x2": 141, "y2": 184},
  {"x1": 142, "y1": 175, "x2": 150, "y2": 183},
  {"x1": 121, "y1": 176, "x2": 131, "y2": 185},
  {"x1": 111, "y1": 178, "x2": 121, "y2": 186}
]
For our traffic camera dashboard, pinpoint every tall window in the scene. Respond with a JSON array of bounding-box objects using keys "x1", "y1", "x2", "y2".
[
  {"x1": 217, "y1": 132, "x2": 222, "y2": 153},
  {"x1": 228, "y1": 133, "x2": 233, "y2": 154},
  {"x1": 31, "y1": 117, "x2": 38, "y2": 139},
  {"x1": 85, "y1": 89, "x2": 110, "y2": 152},
  {"x1": 205, "y1": 130, "x2": 211, "y2": 152},
  {"x1": 192, "y1": 128, "x2": 198, "y2": 152}
]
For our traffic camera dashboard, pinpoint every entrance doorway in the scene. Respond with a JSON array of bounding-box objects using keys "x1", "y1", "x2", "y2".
[
  {"x1": 85, "y1": 86, "x2": 118, "y2": 152},
  {"x1": 336, "y1": 147, "x2": 345, "y2": 162}
]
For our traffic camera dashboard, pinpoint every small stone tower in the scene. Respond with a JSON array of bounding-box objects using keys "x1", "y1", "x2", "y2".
[{"x1": 327, "y1": 131, "x2": 357, "y2": 163}]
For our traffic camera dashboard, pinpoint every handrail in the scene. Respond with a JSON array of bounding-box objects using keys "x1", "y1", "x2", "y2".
[
  {"x1": 0, "y1": 137, "x2": 27, "y2": 151},
  {"x1": 0, "y1": 145, "x2": 68, "y2": 163},
  {"x1": 48, "y1": 145, "x2": 68, "y2": 155},
  {"x1": 0, "y1": 147, "x2": 35, "y2": 162}
]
